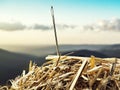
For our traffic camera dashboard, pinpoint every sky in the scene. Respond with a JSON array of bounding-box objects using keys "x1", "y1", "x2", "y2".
[{"x1": 0, "y1": 0, "x2": 120, "y2": 45}]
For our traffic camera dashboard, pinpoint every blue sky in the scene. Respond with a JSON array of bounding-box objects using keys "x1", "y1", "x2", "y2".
[
  {"x1": 0, "y1": 0, "x2": 120, "y2": 45},
  {"x1": 0, "y1": 0, "x2": 120, "y2": 24}
]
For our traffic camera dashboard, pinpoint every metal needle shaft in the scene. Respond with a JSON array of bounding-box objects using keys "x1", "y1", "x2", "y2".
[{"x1": 51, "y1": 6, "x2": 60, "y2": 56}]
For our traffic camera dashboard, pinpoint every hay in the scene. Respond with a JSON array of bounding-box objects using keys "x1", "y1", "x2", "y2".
[{"x1": 2, "y1": 55, "x2": 120, "y2": 90}]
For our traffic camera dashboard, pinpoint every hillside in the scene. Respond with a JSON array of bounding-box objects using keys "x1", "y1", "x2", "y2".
[
  {"x1": 0, "y1": 44, "x2": 108, "y2": 56},
  {"x1": 1, "y1": 44, "x2": 120, "y2": 57},
  {"x1": 0, "y1": 49, "x2": 45, "y2": 85},
  {"x1": 61, "y1": 49, "x2": 108, "y2": 58},
  {"x1": 99, "y1": 44, "x2": 120, "y2": 58}
]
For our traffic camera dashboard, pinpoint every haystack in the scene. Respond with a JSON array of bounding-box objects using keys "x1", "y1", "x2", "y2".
[{"x1": 1, "y1": 55, "x2": 120, "y2": 90}]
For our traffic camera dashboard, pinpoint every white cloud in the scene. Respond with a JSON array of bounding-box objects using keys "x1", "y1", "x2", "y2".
[
  {"x1": 1, "y1": 18, "x2": 120, "y2": 32},
  {"x1": 33, "y1": 24, "x2": 51, "y2": 30},
  {"x1": 0, "y1": 22, "x2": 26, "y2": 31},
  {"x1": 0, "y1": 21, "x2": 75, "y2": 31},
  {"x1": 32, "y1": 24, "x2": 75, "y2": 30},
  {"x1": 82, "y1": 18, "x2": 120, "y2": 32}
]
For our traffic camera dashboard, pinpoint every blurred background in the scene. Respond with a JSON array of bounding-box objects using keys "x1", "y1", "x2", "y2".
[{"x1": 0, "y1": 0, "x2": 120, "y2": 85}]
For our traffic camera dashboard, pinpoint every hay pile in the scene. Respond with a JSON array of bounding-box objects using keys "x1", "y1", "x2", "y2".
[{"x1": 1, "y1": 55, "x2": 120, "y2": 90}]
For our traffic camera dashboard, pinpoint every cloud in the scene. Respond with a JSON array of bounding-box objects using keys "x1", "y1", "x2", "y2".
[
  {"x1": 56, "y1": 24, "x2": 75, "y2": 30},
  {"x1": 1, "y1": 18, "x2": 120, "y2": 32},
  {"x1": 33, "y1": 24, "x2": 51, "y2": 30},
  {"x1": 82, "y1": 18, "x2": 120, "y2": 32},
  {"x1": 0, "y1": 21, "x2": 75, "y2": 31},
  {"x1": 32, "y1": 24, "x2": 75, "y2": 30},
  {"x1": 0, "y1": 22, "x2": 26, "y2": 31}
]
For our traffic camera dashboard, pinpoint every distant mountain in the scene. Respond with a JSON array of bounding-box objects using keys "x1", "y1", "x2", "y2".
[
  {"x1": 60, "y1": 44, "x2": 120, "y2": 58},
  {"x1": 0, "y1": 49, "x2": 45, "y2": 85},
  {"x1": 100, "y1": 44, "x2": 120, "y2": 58},
  {"x1": 110, "y1": 44, "x2": 120, "y2": 49},
  {"x1": 1, "y1": 44, "x2": 120, "y2": 59},
  {"x1": 0, "y1": 44, "x2": 109, "y2": 56},
  {"x1": 61, "y1": 49, "x2": 108, "y2": 58},
  {"x1": 100, "y1": 49, "x2": 120, "y2": 58}
]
